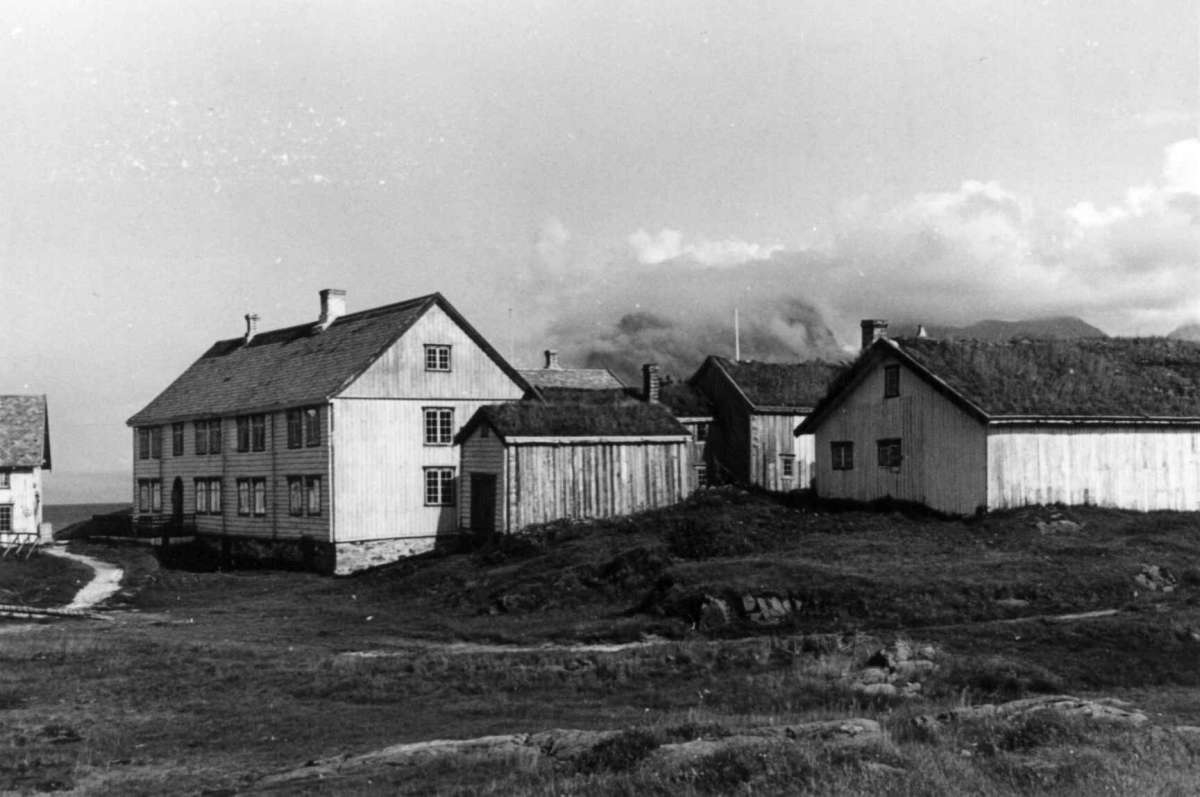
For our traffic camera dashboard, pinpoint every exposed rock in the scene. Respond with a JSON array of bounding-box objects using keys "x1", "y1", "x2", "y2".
[
  {"x1": 697, "y1": 596, "x2": 732, "y2": 630},
  {"x1": 919, "y1": 695, "x2": 1148, "y2": 728},
  {"x1": 857, "y1": 666, "x2": 891, "y2": 685},
  {"x1": 1036, "y1": 519, "x2": 1082, "y2": 534},
  {"x1": 892, "y1": 659, "x2": 936, "y2": 679},
  {"x1": 1134, "y1": 564, "x2": 1177, "y2": 593},
  {"x1": 852, "y1": 682, "x2": 897, "y2": 698},
  {"x1": 530, "y1": 728, "x2": 620, "y2": 762}
]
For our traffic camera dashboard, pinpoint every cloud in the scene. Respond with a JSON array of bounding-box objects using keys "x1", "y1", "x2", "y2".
[{"x1": 628, "y1": 227, "x2": 782, "y2": 266}]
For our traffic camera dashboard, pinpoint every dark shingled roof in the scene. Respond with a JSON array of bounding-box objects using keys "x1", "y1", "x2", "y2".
[
  {"x1": 456, "y1": 401, "x2": 688, "y2": 442},
  {"x1": 519, "y1": 367, "x2": 625, "y2": 390},
  {"x1": 895, "y1": 336, "x2": 1200, "y2": 417},
  {"x1": 711, "y1": 357, "x2": 848, "y2": 411},
  {"x1": 128, "y1": 293, "x2": 534, "y2": 425},
  {"x1": 0, "y1": 395, "x2": 51, "y2": 469}
]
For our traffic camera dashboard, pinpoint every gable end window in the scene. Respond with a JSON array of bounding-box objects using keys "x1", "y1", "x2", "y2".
[
  {"x1": 883, "y1": 365, "x2": 900, "y2": 398},
  {"x1": 424, "y1": 407, "x2": 454, "y2": 445},
  {"x1": 425, "y1": 344, "x2": 452, "y2": 372},
  {"x1": 831, "y1": 441, "x2": 854, "y2": 471},
  {"x1": 877, "y1": 438, "x2": 902, "y2": 468}
]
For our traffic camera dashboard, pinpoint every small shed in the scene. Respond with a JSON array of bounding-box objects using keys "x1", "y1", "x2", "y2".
[
  {"x1": 455, "y1": 402, "x2": 692, "y2": 534},
  {"x1": 0, "y1": 395, "x2": 52, "y2": 546}
]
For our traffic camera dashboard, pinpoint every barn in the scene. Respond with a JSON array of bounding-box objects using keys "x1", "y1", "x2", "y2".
[
  {"x1": 798, "y1": 324, "x2": 1200, "y2": 515},
  {"x1": 455, "y1": 402, "x2": 692, "y2": 534}
]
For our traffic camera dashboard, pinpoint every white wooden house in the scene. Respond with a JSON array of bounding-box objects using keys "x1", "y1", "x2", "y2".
[
  {"x1": 798, "y1": 322, "x2": 1200, "y2": 515},
  {"x1": 0, "y1": 395, "x2": 52, "y2": 546},
  {"x1": 455, "y1": 402, "x2": 692, "y2": 534},
  {"x1": 127, "y1": 290, "x2": 535, "y2": 573},
  {"x1": 690, "y1": 356, "x2": 845, "y2": 490}
]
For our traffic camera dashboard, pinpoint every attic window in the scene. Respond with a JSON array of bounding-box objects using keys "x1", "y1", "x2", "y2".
[
  {"x1": 883, "y1": 365, "x2": 900, "y2": 398},
  {"x1": 425, "y1": 344, "x2": 451, "y2": 372}
]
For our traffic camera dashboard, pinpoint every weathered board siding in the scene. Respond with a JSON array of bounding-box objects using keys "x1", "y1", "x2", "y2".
[
  {"x1": 750, "y1": 414, "x2": 814, "y2": 491},
  {"x1": 131, "y1": 409, "x2": 331, "y2": 541},
  {"x1": 458, "y1": 427, "x2": 506, "y2": 531},
  {"x1": 812, "y1": 354, "x2": 987, "y2": 515},
  {"x1": 340, "y1": 305, "x2": 528, "y2": 400},
  {"x1": 692, "y1": 366, "x2": 751, "y2": 483},
  {"x1": 0, "y1": 469, "x2": 43, "y2": 540},
  {"x1": 502, "y1": 440, "x2": 689, "y2": 531},
  {"x1": 988, "y1": 426, "x2": 1200, "y2": 511}
]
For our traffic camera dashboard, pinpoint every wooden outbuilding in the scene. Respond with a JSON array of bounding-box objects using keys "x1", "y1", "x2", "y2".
[
  {"x1": 455, "y1": 402, "x2": 692, "y2": 534},
  {"x1": 798, "y1": 325, "x2": 1200, "y2": 515},
  {"x1": 0, "y1": 395, "x2": 52, "y2": 547},
  {"x1": 127, "y1": 290, "x2": 536, "y2": 573}
]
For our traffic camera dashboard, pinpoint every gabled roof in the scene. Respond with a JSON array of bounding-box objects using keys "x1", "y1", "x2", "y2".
[
  {"x1": 455, "y1": 401, "x2": 689, "y2": 443},
  {"x1": 128, "y1": 293, "x2": 537, "y2": 425},
  {"x1": 698, "y1": 356, "x2": 847, "y2": 413},
  {"x1": 519, "y1": 367, "x2": 625, "y2": 391},
  {"x1": 797, "y1": 336, "x2": 1200, "y2": 435},
  {"x1": 658, "y1": 380, "x2": 714, "y2": 418},
  {"x1": 0, "y1": 395, "x2": 51, "y2": 469}
]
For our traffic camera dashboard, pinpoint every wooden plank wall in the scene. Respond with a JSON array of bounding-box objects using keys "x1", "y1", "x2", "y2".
[
  {"x1": 749, "y1": 414, "x2": 813, "y2": 490},
  {"x1": 988, "y1": 427, "x2": 1200, "y2": 511},
  {"x1": 507, "y1": 441, "x2": 689, "y2": 530},
  {"x1": 458, "y1": 427, "x2": 506, "y2": 531},
  {"x1": 692, "y1": 366, "x2": 751, "y2": 483},
  {"x1": 812, "y1": 353, "x2": 988, "y2": 515},
  {"x1": 0, "y1": 469, "x2": 42, "y2": 537}
]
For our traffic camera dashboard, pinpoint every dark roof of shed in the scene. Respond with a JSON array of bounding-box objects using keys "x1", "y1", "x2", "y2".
[
  {"x1": 895, "y1": 336, "x2": 1200, "y2": 417},
  {"x1": 0, "y1": 395, "x2": 50, "y2": 469},
  {"x1": 659, "y1": 380, "x2": 715, "y2": 417},
  {"x1": 128, "y1": 293, "x2": 535, "y2": 425},
  {"x1": 456, "y1": 401, "x2": 688, "y2": 442},
  {"x1": 708, "y1": 356, "x2": 848, "y2": 411},
  {"x1": 519, "y1": 367, "x2": 625, "y2": 390}
]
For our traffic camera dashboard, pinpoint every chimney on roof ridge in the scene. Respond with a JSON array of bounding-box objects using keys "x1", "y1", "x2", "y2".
[
  {"x1": 244, "y1": 313, "x2": 260, "y2": 344},
  {"x1": 860, "y1": 319, "x2": 889, "y2": 351},
  {"x1": 642, "y1": 363, "x2": 661, "y2": 404},
  {"x1": 317, "y1": 288, "x2": 347, "y2": 330},
  {"x1": 544, "y1": 349, "x2": 561, "y2": 369},
  {"x1": 916, "y1": 324, "x2": 929, "y2": 339}
]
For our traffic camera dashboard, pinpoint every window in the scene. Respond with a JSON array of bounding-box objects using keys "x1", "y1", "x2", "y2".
[
  {"x1": 832, "y1": 441, "x2": 854, "y2": 471},
  {"x1": 695, "y1": 422, "x2": 709, "y2": 443},
  {"x1": 0, "y1": 505, "x2": 10, "y2": 532},
  {"x1": 194, "y1": 420, "x2": 221, "y2": 455},
  {"x1": 0, "y1": 472, "x2": 9, "y2": 489},
  {"x1": 884, "y1": 365, "x2": 900, "y2": 398},
  {"x1": 304, "y1": 407, "x2": 320, "y2": 448},
  {"x1": 287, "y1": 410, "x2": 303, "y2": 449},
  {"x1": 195, "y1": 422, "x2": 208, "y2": 456},
  {"x1": 236, "y1": 477, "x2": 267, "y2": 516},
  {"x1": 194, "y1": 478, "x2": 221, "y2": 514},
  {"x1": 424, "y1": 467, "x2": 456, "y2": 506},
  {"x1": 425, "y1": 344, "x2": 451, "y2": 371},
  {"x1": 236, "y1": 417, "x2": 250, "y2": 452},
  {"x1": 877, "y1": 438, "x2": 903, "y2": 468},
  {"x1": 251, "y1": 415, "x2": 266, "y2": 452},
  {"x1": 137, "y1": 428, "x2": 151, "y2": 459},
  {"x1": 138, "y1": 479, "x2": 162, "y2": 513},
  {"x1": 695, "y1": 465, "x2": 709, "y2": 488},
  {"x1": 781, "y1": 455, "x2": 795, "y2": 479},
  {"x1": 150, "y1": 427, "x2": 163, "y2": 459},
  {"x1": 424, "y1": 408, "x2": 454, "y2": 445},
  {"x1": 305, "y1": 475, "x2": 321, "y2": 516},
  {"x1": 287, "y1": 476, "x2": 304, "y2": 516},
  {"x1": 172, "y1": 423, "x2": 184, "y2": 456}
]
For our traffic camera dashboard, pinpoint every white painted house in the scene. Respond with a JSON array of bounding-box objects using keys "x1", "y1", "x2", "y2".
[
  {"x1": 798, "y1": 322, "x2": 1200, "y2": 515},
  {"x1": 0, "y1": 395, "x2": 52, "y2": 545},
  {"x1": 127, "y1": 290, "x2": 535, "y2": 573}
]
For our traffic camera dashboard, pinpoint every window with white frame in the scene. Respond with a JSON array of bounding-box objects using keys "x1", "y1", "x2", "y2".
[
  {"x1": 831, "y1": 441, "x2": 854, "y2": 471},
  {"x1": 423, "y1": 407, "x2": 454, "y2": 445},
  {"x1": 0, "y1": 472, "x2": 9, "y2": 489},
  {"x1": 0, "y1": 505, "x2": 10, "y2": 532},
  {"x1": 781, "y1": 454, "x2": 795, "y2": 479},
  {"x1": 194, "y1": 477, "x2": 221, "y2": 514},
  {"x1": 138, "y1": 479, "x2": 162, "y2": 513},
  {"x1": 424, "y1": 467, "x2": 456, "y2": 506},
  {"x1": 424, "y1": 344, "x2": 451, "y2": 371}
]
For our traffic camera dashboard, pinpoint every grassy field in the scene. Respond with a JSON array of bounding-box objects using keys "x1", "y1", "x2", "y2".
[{"x1": 3, "y1": 488, "x2": 1200, "y2": 794}]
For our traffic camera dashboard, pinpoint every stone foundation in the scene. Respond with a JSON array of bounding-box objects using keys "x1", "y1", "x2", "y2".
[
  {"x1": 332, "y1": 536, "x2": 439, "y2": 575},
  {"x1": 192, "y1": 534, "x2": 458, "y2": 574}
]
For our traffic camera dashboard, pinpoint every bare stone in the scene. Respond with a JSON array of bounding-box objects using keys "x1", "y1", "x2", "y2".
[
  {"x1": 698, "y1": 596, "x2": 732, "y2": 630},
  {"x1": 892, "y1": 659, "x2": 936, "y2": 679},
  {"x1": 852, "y1": 682, "x2": 897, "y2": 697},
  {"x1": 857, "y1": 666, "x2": 891, "y2": 684}
]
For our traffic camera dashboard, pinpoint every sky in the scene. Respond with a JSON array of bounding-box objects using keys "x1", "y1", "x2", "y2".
[{"x1": 3, "y1": 0, "x2": 1200, "y2": 501}]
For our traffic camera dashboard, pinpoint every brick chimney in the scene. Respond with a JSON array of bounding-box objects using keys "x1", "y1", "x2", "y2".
[
  {"x1": 860, "y1": 319, "x2": 888, "y2": 351},
  {"x1": 642, "y1": 363, "x2": 661, "y2": 403},
  {"x1": 317, "y1": 289, "x2": 346, "y2": 330},
  {"x1": 543, "y1": 349, "x2": 561, "y2": 369},
  {"x1": 243, "y1": 313, "x2": 260, "y2": 344}
]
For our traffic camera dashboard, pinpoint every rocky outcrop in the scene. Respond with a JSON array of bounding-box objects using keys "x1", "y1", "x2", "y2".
[
  {"x1": 1134, "y1": 564, "x2": 1176, "y2": 593},
  {"x1": 914, "y1": 695, "x2": 1149, "y2": 729},
  {"x1": 849, "y1": 640, "x2": 937, "y2": 699}
]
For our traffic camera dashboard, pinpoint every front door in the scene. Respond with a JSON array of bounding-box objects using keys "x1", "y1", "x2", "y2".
[
  {"x1": 171, "y1": 477, "x2": 183, "y2": 526},
  {"x1": 470, "y1": 473, "x2": 497, "y2": 536}
]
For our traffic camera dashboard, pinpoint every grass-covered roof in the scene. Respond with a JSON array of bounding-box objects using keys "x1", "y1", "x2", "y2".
[
  {"x1": 897, "y1": 336, "x2": 1200, "y2": 417},
  {"x1": 713, "y1": 357, "x2": 848, "y2": 410},
  {"x1": 461, "y1": 401, "x2": 689, "y2": 441}
]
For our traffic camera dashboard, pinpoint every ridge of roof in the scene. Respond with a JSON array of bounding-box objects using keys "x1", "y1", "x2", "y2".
[
  {"x1": 455, "y1": 401, "x2": 689, "y2": 443},
  {"x1": 708, "y1": 355, "x2": 848, "y2": 410}
]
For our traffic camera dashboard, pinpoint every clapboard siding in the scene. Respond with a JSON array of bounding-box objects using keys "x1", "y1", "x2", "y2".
[
  {"x1": 0, "y1": 469, "x2": 43, "y2": 538},
  {"x1": 749, "y1": 414, "x2": 814, "y2": 490},
  {"x1": 505, "y1": 441, "x2": 688, "y2": 530},
  {"x1": 988, "y1": 427, "x2": 1200, "y2": 511},
  {"x1": 340, "y1": 305, "x2": 529, "y2": 401},
  {"x1": 458, "y1": 427, "x2": 506, "y2": 531},
  {"x1": 812, "y1": 352, "x2": 987, "y2": 515}
]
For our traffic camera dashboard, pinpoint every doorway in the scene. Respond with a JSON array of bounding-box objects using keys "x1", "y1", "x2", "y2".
[{"x1": 470, "y1": 473, "x2": 497, "y2": 537}]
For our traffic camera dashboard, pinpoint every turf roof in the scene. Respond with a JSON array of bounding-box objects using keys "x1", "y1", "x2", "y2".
[
  {"x1": 459, "y1": 401, "x2": 689, "y2": 441},
  {"x1": 896, "y1": 336, "x2": 1200, "y2": 417},
  {"x1": 0, "y1": 395, "x2": 50, "y2": 469},
  {"x1": 711, "y1": 357, "x2": 848, "y2": 410}
]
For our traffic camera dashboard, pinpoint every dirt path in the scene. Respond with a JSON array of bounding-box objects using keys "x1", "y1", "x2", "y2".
[{"x1": 41, "y1": 545, "x2": 124, "y2": 610}]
